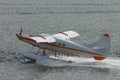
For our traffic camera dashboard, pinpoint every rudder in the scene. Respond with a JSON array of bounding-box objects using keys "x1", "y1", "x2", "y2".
[{"x1": 84, "y1": 33, "x2": 111, "y2": 60}]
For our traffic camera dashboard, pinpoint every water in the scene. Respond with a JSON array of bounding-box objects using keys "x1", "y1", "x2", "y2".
[{"x1": 0, "y1": 0, "x2": 120, "y2": 80}]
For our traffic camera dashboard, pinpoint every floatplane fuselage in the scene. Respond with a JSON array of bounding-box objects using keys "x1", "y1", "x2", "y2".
[{"x1": 16, "y1": 29, "x2": 110, "y2": 61}]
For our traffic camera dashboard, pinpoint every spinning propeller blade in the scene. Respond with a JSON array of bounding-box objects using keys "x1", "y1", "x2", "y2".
[
  {"x1": 19, "y1": 28, "x2": 22, "y2": 35},
  {"x1": 16, "y1": 28, "x2": 22, "y2": 37}
]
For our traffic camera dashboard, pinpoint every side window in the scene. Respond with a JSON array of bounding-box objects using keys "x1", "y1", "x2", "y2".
[{"x1": 63, "y1": 44, "x2": 65, "y2": 46}]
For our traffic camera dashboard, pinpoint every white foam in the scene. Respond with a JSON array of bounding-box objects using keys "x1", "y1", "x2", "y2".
[{"x1": 49, "y1": 56, "x2": 120, "y2": 69}]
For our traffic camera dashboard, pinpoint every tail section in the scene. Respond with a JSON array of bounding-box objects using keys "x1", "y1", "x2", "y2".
[
  {"x1": 93, "y1": 33, "x2": 110, "y2": 55},
  {"x1": 92, "y1": 33, "x2": 110, "y2": 55},
  {"x1": 85, "y1": 33, "x2": 111, "y2": 60}
]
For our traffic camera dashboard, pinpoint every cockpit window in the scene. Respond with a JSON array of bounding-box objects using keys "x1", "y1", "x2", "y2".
[{"x1": 59, "y1": 43, "x2": 61, "y2": 45}]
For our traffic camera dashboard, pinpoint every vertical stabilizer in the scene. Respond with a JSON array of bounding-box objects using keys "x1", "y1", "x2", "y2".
[{"x1": 84, "y1": 33, "x2": 111, "y2": 60}]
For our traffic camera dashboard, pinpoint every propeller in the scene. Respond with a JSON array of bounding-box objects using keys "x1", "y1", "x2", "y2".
[
  {"x1": 16, "y1": 28, "x2": 22, "y2": 37},
  {"x1": 19, "y1": 28, "x2": 23, "y2": 35}
]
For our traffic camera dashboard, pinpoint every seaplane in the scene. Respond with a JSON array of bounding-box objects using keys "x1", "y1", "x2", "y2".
[{"x1": 16, "y1": 28, "x2": 110, "y2": 67}]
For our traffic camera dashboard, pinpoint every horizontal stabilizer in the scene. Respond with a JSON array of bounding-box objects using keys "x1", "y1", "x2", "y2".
[{"x1": 93, "y1": 56, "x2": 105, "y2": 60}]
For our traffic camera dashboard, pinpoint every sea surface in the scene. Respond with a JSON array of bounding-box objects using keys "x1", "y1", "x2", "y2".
[{"x1": 0, "y1": 0, "x2": 120, "y2": 80}]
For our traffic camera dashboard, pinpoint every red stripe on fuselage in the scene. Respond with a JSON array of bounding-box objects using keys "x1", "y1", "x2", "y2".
[
  {"x1": 43, "y1": 43, "x2": 102, "y2": 56},
  {"x1": 18, "y1": 35, "x2": 102, "y2": 56}
]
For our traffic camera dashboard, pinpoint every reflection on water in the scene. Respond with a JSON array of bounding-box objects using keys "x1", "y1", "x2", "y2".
[{"x1": 33, "y1": 64, "x2": 114, "y2": 80}]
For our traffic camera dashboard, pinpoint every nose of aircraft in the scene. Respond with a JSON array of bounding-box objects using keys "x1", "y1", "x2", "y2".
[
  {"x1": 16, "y1": 34, "x2": 19, "y2": 37},
  {"x1": 16, "y1": 28, "x2": 23, "y2": 40}
]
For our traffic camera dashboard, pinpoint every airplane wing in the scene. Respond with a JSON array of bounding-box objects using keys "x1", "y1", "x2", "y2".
[
  {"x1": 29, "y1": 36, "x2": 56, "y2": 43},
  {"x1": 19, "y1": 31, "x2": 79, "y2": 43},
  {"x1": 52, "y1": 31, "x2": 80, "y2": 40}
]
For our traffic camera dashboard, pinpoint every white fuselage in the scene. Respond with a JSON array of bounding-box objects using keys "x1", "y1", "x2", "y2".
[
  {"x1": 23, "y1": 37, "x2": 101, "y2": 57},
  {"x1": 17, "y1": 31, "x2": 109, "y2": 60}
]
